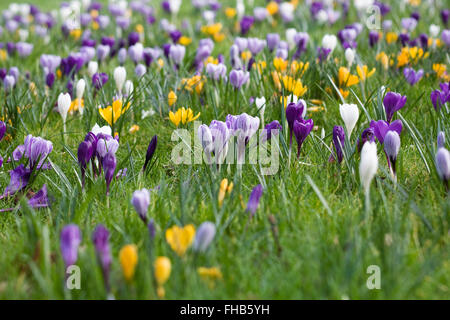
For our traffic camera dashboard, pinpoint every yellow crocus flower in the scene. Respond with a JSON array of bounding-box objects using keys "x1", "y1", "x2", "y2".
[
  {"x1": 376, "y1": 52, "x2": 389, "y2": 70},
  {"x1": 273, "y1": 57, "x2": 288, "y2": 72},
  {"x1": 135, "y1": 24, "x2": 144, "y2": 34},
  {"x1": 266, "y1": 1, "x2": 279, "y2": 15},
  {"x1": 385, "y1": 32, "x2": 398, "y2": 44},
  {"x1": 98, "y1": 99, "x2": 130, "y2": 126},
  {"x1": 69, "y1": 98, "x2": 84, "y2": 113},
  {"x1": 241, "y1": 50, "x2": 252, "y2": 61},
  {"x1": 356, "y1": 65, "x2": 376, "y2": 81},
  {"x1": 338, "y1": 67, "x2": 359, "y2": 87},
  {"x1": 168, "y1": 90, "x2": 177, "y2": 107},
  {"x1": 218, "y1": 178, "x2": 234, "y2": 207},
  {"x1": 129, "y1": 124, "x2": 140, "y2": 134},
  {"x1": 178, "y1": 36, "x2": 192, "y2": 46},
  {"x1": 119, "y1": 244, "x2": 138, "y2": 282},
  {"x1": 0, "y1": 49, "x2": 7, "y2": 61},
  {"x1": 169, "y1": 107, "x2": 201, "y2": 127},
  {"x1": 165, "y1": 224, "x2": 196, "y2": 256},
  {"x1": 225, "y1": 7, "x2": 236, "y2": 18}
]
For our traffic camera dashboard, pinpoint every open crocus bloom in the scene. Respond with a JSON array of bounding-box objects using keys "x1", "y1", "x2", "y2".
[{"x1": 98, "y1": 99, "x2": 131, "y2": 126}]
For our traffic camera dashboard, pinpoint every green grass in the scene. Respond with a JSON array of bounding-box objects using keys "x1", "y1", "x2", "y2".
[{"x1": 0, "y1": 0, "x2": 449, "y2": 299}]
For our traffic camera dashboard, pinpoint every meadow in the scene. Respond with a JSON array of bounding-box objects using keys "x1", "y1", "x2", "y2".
[{"x1": 0, "y1": 0, "x2": 449, "y2": 299}]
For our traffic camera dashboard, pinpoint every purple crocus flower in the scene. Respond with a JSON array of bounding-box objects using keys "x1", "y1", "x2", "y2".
[
  {"x1": 369, "y1": 30, "x2": 380, "y2": 47},
  {"x1": 293, "y1": 119, "x2": 314, "y2": 158},
  {"x1": 403, "y1": 68, "x2": 423, "y2": 86},
  {"x1": 383, "y1": 92, "x2": 407, "y2": 123},
  {"x1": 419, "y1": 33, "x2": 428, "y2": 49},
  {"x1": 92, "y1": 225, "x2": 112, "y2": 291},
  {"x1": 132, "y1": 188, "x2": 151, "y2": 224},
  {"x1": 97, "y1": 45, "x2": 110, "y2": 62},
  {"x1": 128, "y1": 32, "x2": 140, "y2": 47},
  {"x1": 46, "y1": 72, "x2": 55, "y2": 88},
  {"x1": 357, "y1": 127, "x2": 375, "y2": 152},
  {"x1": 143, "y1": 135, "x2": 157, "y2": 172},
  {"x1": 442, "y1": 30, "x2": 450, "y2": 46},
  {"x1": 143, "y1": 47, "x2": 160, "y2": 67},
  {"x1": 246, "y1": 184, "x2": 263, "y2": 217},
  {"x1": 384, "y1": 130, "x2": 401, "y2": 176},
  {"x1": 24, "y1": 135, "x2": 53, "y2": 169},
  {"x1": 437, "y1": 132, "x2": 446, "y2": 149},
  {"x1": 240, "y1": 16, "x2": 254, "y2": 35},
  {"x1": 169, "y1": 30, "x2": 182, "y2": 43},
  {"x1": 2, "y1": 164, "x2": 31, "y2": 197},
  {"x1": 229, "y1": 69, "x2": 250, "y2": 89},
  {"x1": 78, "y1": 140, "x2": 93, "y2": 189},
  {"x1": 331, "y1": 125, "x2": 345, "y2": 163},
  {"x1": 0, "y1": 121, "x2": 6, "y2": 141},
  {"x1": 260, "y1": 120, "x2": 282, "y2": 143},
  {"x1": 40, "y1": 54, "x2": 61, "y2": 76},
  {"x1": 247, "y1": 38, "x2": 266, "y2": 55},
  {"x1": 411, "y1": 11, "x2": 420, "y2": 21},
  {"x1": 92, "y1": 72, "x2": 108, "y2": 90},
  {"x1": 435, "y1": 147, "x2": 450, "y2": 187},
  {"x1": 286, "y1": 101, "x2": 306, "y2": 147},
  {"x1": 28, "y1": 184, "x2": 49, "y2": 209},
  {"x1": 370, "y1": 120, "x2": 403, "y2": 144},
  {"x1": 206, "y1": 63, "x2": 227, "y2": 81},
  {"x1": 317, "y1": 47, "x2": 331, "y2": 62},
  {"x1": 193, "y1": 222, "x2": 216, "y2": 252},
  {"x1": 148, "y1": 219, "x2": 156, "y2": 239},
  {"x1": 374, "y1": 1, "x2": 390, "y2": 16},
  {"x1": 266, "y1": 33, "x2": 280, "y2": 51},
  {"x1": 60, "y1": 224, "x2": 82, "y2": 267},
  {"x1": 401, "y1": 17, "x2": 417, "y2": 32},
  {"x1": 442, "y1": 9, "x2": 449, "y2": 26},
  {"x1": 103, "y1": 151, "x2": 117, "y2": 195}
]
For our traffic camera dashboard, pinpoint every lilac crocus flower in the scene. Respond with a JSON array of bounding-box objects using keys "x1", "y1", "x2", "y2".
[
  {"x1": 403, "y1": 68, "x2": 423, "y2": 86},
  {"x1": 370, "y1": 120, "x2": 403, "y2": 144},
  {"x1": 97, "y1": 136, "x2": 119, "y2": 159},
  {"x1": 118, "y1": 47, "x2": 127, "y2": 65},
  {"x1": 442, "y1": 30, "x2": 450, "y2": 46},
  {"x1": 169, "y1": 44, "x2": 185, "y2": 67},
  {"x1": 437, "y1": 132, "x2": 446, "y2": 149},
  {"x1": 28, "y1": 184, "x2": 49, "y2": 209},
  {"x1": 24, "y1": 135, "x2": 53, "y2": 169},
  {"x1": 4, "y1": 75, "x2": 15, "y2": 91},
  {"x1": 331, "y1": 125, "x2": 345, "y2": 163},
  {"x1": 401, "y1": 17, "x2": 417, "y2": 32},
  {"x1": 383, "y1": 92, "x2": 407, "y2": 123},
  {"x1": 2, "y1": 164, "x2": 31, "y2": 197},
  {"x1": 132, "y1": 188, "x2": 151, "y2": 224},
  {"x1": 206, "y1": 63, "x2": 227, "y2": 81},
  {"x1": 92, "y1": 73, "x2": 108, "y2": 90},
  {"x1": 103, "y1": 151, "x2": 117, "y2": 195},
  {"x1": 266, "y1": 33, "x2": 280, "y2": 51},
  {"x1": 40, "y1": 54, "x2": 61, "y2": 75},
  {"x1": 128, "y1": 43, "x2": 144, "y2": 63},
  {"x1": 435, "y1": 147, "x2": 450, "y2": 187},
  {"x1": 384, "y1": 130, "x2": 401, "y2": 176},
  {"x1": 97, "y1": 45, "x2": 110, "y2": 62},
  {"x1": 0, "y1": 121, "x2": 6, "y2": 141},
  {"x1": 60, "y1": 224, "x2": 81, "y2": 267},
  {"x1": 293, "y1": 119, "x2": 314, "y2": 158},
  {"x1": 247, "y1": 38, "x2": 266, "y2": 55},
  {"x1": 135, "y1": 64, "x2": 146, "y2": 77},
  {"x1": 193, "y1": 222, "x2": 216, "y2": 252},
  {"x1": 240, "y1": 16, "x2": 254, "y2": 35},
  {"x1": 229, "y1": 69, "x2": 249, "y2": 89},
  {"x1": 143, "y1": 135, "x2": 157, "y2": 172},
  {"x1": 246, "y1": 184, "x2": 263, "y2": 217},
  {"x1": 92, "y1": 225, "x2": 112, "y2": 291}
]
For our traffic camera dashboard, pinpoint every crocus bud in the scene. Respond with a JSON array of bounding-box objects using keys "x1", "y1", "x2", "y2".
[
  {"x1": 339, "y1": 103, "x2": 359, "y2": 138},
  {"x1": 113, "y1": 66, "x2": 126, "y2": 95},
  {"x1": 435, "y1": 147, "x2": 450, "y2": 186},
  {"x1": 293, "y1": 118, "x2": 314, "y2": 158},
  {"x1": 246, "y1": 184, "x2": 263, "y2": 217},
  {"x1": 383, "y1": 92, "x2": 407, "y2": 123},
  {"x1": 437, "y1": 131, "x2": 445, "y2": 149},
  {"x1": 359, "y1": 141, "x2": 378, "y2": 194},
  {"x1": 255, "y1": 97, "x2": 266, "y2": 127},
  {"x1": 345, "y1": 48, "x2": 355, "y2": 66},
  {"x1": 384, "y1": 130, "x2": 401, "y2": 177},
  {"x1": 60, "y1": 224, "x2": 82, "y2": 267},
  {"x1": 78, "y1": 140, "x2": 93, "y2": 189},
  {"x1": 103, "y1": 151, "x2": 117, "y2": 195},
  {"x1": 92, "y1": 225, "x2": 112, "y2": 291},
  {"x1": 76, "y1": 79, "x2": 85, "y2": 100},
  {"x1": 0, "y1": 121, "x2": 6, "y2": 141},
  {"x1": 143, "y1": 135, "x2": 157, "y2": 172},
  {"x1": 193, "y1": 222, "x2": 216, "y2": 252},
  {"x1": 131, "y1": 188, "x2": 151, "y2": 224},
  {"x1": 124, "y1": 80, "x2": 134, "y2": 96},
  {"x1": 119, "y1": 244, "x2": 138, "y2": 282},
  {"x1": 57, "y1": 92, "x2": 71, "y2": 131},
  {"x1": 154, "y1": 256, "x2": 171, "y2": 297},
  {"x1": 87, "y1": 61, "x2": 98, "y2": 78}
]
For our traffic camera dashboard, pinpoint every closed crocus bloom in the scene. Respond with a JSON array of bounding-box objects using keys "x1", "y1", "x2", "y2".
[
  {"x1": 255, "y1": 97, "x2": 266, "y2": 126},
  {"x1": 78, "y1": 140, "x2": 93, "y2": 189},
  {"x1": 383, "y1": 92, "x2": 407, "y2": 123},
  {"x1": 218, "y1": 178, "x2": 233, "y2": 207},
  {"x1": 143, "y1": 135, "x2": 157, "y2": 172},
  {"x1": 293, "y1": 118, "x2": 314, "y2": 158},
  {"x1": 166, "y1": 224, "x2": 196, "y2": 256},
  {"x1": 124, "y1": 80, "x2": 134, "y2": 97},
  {"x1": 345, "y1": 48, "x2": 355, "y2": 66},
  {"x1": 435, "y1": 148, "x2": 450, "y2": 187},
  {"x1": 119, "y1": 244, "x2": 138, "y2": 282},
  {"x1": 57, "y1": 93, "x2": 71, "y2": 132},
  {"x1": 168, "y1": 90, "x2": 177, "y2": 107},
  {"x1": 384, "y1": 130, "x2": 401, "y2": 177},
  {"x1": 339, "y1": 103, "x2": 359, "y2": 138},
  {"x1": 118, "y1": 47, "x2": 127, "y2": 65},
  {"x1": 88, "y1": 61, "x2": 98, "y2": 78},
  {"x1": 246, "y1": 184, "x2": 263, "y2": 217},
  {"x1": 169, "y1": 44, "x2": 185, "y2": 66},
  {"x1": 193, "y1": 222, "x2": 216, "y2": 252},
  {"x1": 131, "y1": 188, "x2": 150, "y2": 224},
  {"x1": 359, "y1": 141, "x2": 378, "y2": 194},
  {"x1": 135, "y1": 64, "x2": 146, "y2": 77},
  {"x1": 286, "y1": 101, "x2": 306, "y2": 146},
  {"x1": 322, "y1": 34, "x2": 337, "y2": 53},
  {"x1": 266, "y1": 33, "x2": 280, "y2": 51},
  {"x1": 0, "y1": 121, "x2": 6, "y2": 141},
  {"x1": 113, "y1": 66, "x2": 126, "y2": 95},
  {"x1": 60, "y1": 224, "x2": 82, "y2": 267},
  {"x1": 331, "y1": 125, "x2": 346, "y2": 163},
  {"x1": 229, "y1": 69, "x2": 249, "y2": 89},
  {"x1": 103, "y1": 151, "x2": 117, "y2": 195},
  {"x1": 154, "y1": 256, "x2": 171, "y2": 298},
  {"x1": 92, "y1": 225, "x2": 112, "y2": 290},
  {"x1": 76, "y1": 79, "x2": 86, "y2": 114}
]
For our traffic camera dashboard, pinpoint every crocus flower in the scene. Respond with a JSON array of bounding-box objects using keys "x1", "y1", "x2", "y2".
[
  {"x1": 193, "y1": 222, "x2": 216, "y2": 252},
  {"x1": 437, "y1": 131, "x2": 446, "y2": 149},
  {"x1": 442, "y1": 10, "x2": 449, "y2": 26},
  {"x1": 293, "y1": 118, "x2": 314, "y2": 158},
  {"x1": 369, "y1": 30, "x2": 380, "y2": 47},
  {"x1": 403, "y1": 68, "x2": 423, "y2": 86},
  {"x1": 0, "y1": 121, "x2": 6, "y2": 141},
  {"x1": 206, "y1": 63, "x2": 227, "y2": 81},
  {"x1": 154, "y1": 256, "x2": 171, "y2": 298},
  {"x1": 246, "y1": 184, "x2": 263, "y2": 217},
  {"x1": 113, "y1": 66, "x2": 126, "y2": 96},
  {"x1": 345, "y1": 48, "x2": 355, "y2": 66},
  {"x1": 359, "y1": 141, "x2": 378, "y2": 195},
  {"x1": 76, "y1": 79, "x2": 86, "y2": 114},
  {"x1": 92, "y1": 225, "x2": 112, "y2": 291},
  {"x1": 16, "y1": 42, "x2": 33, "y2": 57},
  {"x1": 370, "y1": 120, "x2": 403, "y2": 144},
  {"x1": 321, "y1": 34, "x2": 337, "y2": 53},
  {"x1": 2, "y1": 164, "x2": 30, "y2": 197},
  {"x1": 441, "y1": 29, "x2": 450, "y2": 46},
  {"x1": 331, "y1": 126, "x2": 346, "y2": 163},
  {"x1": 435, "y1": 147, "x2": 450, "y2": 188},
  {"x1": 60, "y1": 224, "x2": 81, "y2": 267},
  {"x1": 24, "y1": 135, "x2": 53, "y2": 169},
  {"x1": 4, "y1": 75, "x2": 15, "y2": 91},
  {"x1": 28, "y1": 184, "x2": 49, "y2": 209},
  {"x1": 240, "y1": 16, "x2": 254, "y2": 35},
  {"x1": 119, "y1": 244, "x2": 138, "y2": 282},
  {"x1": 166, "y1": 224, "x2": 196, "y2": 256},
  {"x1": 384, "y1": 131, "x2": 401, "y2": 177},
  {"x1": 383, "y1": 92, "x2": 407, "y2": 123},
  {"x1": 169, "y1": 44, "x2": 185, "y2": 67},
  {"x1": 142, "y1": 135, "x2": 157, "y2": 172},
  {"x1": 92, "y1": 72, "x2": 108, "y2": 90},
  {"x1": 261, "y1": 120, "x2": 282, "y2": 143},
  {"x1": 266, "y1": 33, "x2": 280, "y2": 51},
  {"x1": 286, "y1": 101, "x2": 306, "y2": 147},
  {"x1": 103, "y1": 151, "x2": 117, "y2": 195},
  {"x1": 131, "y1": 188, "x2": 151, "y2": 224},
  {"x1": 57, "y1": 93, "x2": 71, "y2": 133},
  {"x1": 229, "y1": 69, "x2": 249, "y2": 89},
  {"x1": 78, "y1": 140, "x2": 93, "y2": 189},
  {"x1": 339, "y1": 103, "x2": 359, "y2": 138},
  {"x1": 357, "y1": 127, "x2": 375, "y2": 152}
]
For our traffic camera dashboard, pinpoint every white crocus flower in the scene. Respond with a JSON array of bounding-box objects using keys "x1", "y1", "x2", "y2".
[
  {"x1": 339, "y1": 103, "x2": 359, "y2": 138},
  {"x1": 76, "y1": 79, "x2": 86, "y2": 114},
  {"x1": 57, "y1": 92, "x2": 71, "y2": 133},
  {"x1": 91, "y1": 123, "x2": 112, "y2": 136},
  {"x1": 255, "y1": 97, "x2": 266, "y2": 127},
  {"x1": 124, "y1": 80, "x2": 134, "y2": 97},
  {"x1": 113, "y1": 66, "x2": 126, "y2": 97},
  {"x1": 345, "y1": 48, "x2": 355, "y2": 67},
  {"x1": 359, "y1": 141, "x2": 378, "y2": 195},
  {"x1": 88, "y1": 61, "x2": 98, "y2": 78},
  {"x1": 321, "y1": 34, "x2": 337, "y2": 53}
]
